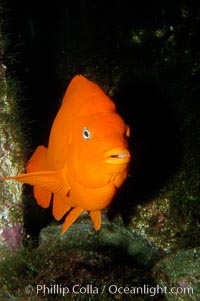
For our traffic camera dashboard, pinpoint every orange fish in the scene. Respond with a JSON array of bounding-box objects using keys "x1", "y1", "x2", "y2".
[{"x1": 1, "y1": 75, "x2": 131, "y2": 233}]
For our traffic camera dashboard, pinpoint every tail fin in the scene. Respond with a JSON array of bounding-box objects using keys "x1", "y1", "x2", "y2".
[{"x1": 26, "y1": 145, "x2": 48, "y2": 173}]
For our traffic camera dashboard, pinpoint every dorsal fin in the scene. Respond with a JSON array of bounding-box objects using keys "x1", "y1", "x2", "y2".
[
  {"x1": 63, "y1": 75, "x2": 88, "y2": 103},
  {"x1": 61, "y1": 75, "x2": 116, "y2": 115}
]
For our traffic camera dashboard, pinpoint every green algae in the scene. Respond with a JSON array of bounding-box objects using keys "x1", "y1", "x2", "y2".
[
  {"x1": 0, "y1": 222, "x2": 160, "y2": 301},
  {"x1": 154, "y1": 248, "x2": 200, "y2": 301}
]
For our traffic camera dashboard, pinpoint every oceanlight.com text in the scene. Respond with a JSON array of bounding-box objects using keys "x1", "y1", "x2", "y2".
[{"x1": 24, "y1": 283, "x2": 194, "y2": 297}]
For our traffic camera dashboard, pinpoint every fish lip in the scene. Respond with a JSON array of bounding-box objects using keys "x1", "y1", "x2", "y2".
[{"x1": 105, "y1": 148, "x2": 131, "y2": 164}]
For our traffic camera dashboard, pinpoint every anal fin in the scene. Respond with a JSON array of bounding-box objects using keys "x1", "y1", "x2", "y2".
[
  {"x1": 34, "y1": 185, "x2": 52, "y2": 208},
  {"x1": 89, "y1": 210, "x2": 101, "y2": 230},
  {"x1": 61, "y1": 207, "x2": 84, "y2": 233},
  {"x1": 53, "y1": 193, "x2": 71, "y2": 220}
]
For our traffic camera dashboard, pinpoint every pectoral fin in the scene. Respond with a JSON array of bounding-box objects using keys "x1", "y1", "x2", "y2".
[{"x1": 0, "y1": 169, "x2": 71, "y2": 200}]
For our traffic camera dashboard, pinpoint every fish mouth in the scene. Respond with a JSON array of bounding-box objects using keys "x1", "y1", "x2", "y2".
[{"x1": 105, "y1": 148, "x2": 131, "y2": 164}]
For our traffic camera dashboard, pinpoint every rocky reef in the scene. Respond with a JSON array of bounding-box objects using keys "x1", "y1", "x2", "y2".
[{"x1": 0, "y1": 19, "x2": 25, "y2": 256}]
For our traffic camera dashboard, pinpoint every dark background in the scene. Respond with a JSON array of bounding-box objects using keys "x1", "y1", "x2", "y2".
[{"x1": 2, "y1": 0, "x2": 200, "y2": 236}]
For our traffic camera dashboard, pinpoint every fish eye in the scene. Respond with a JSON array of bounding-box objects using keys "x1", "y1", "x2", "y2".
[{"x1": 82, "y1": 127, "x2": 91, "y2": 140}]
